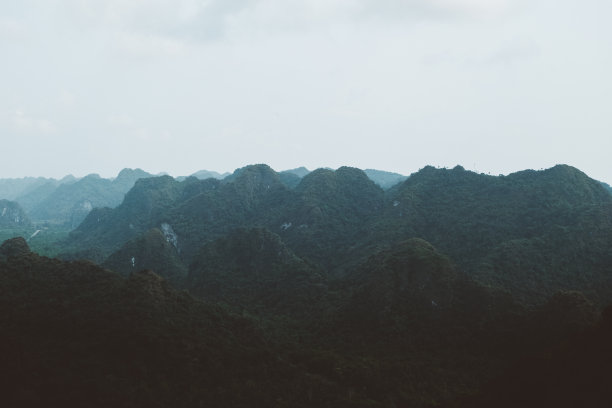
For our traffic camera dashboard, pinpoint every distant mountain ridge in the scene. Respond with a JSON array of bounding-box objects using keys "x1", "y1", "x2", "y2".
[
  {"x1": 175, "y1": 169, "x2": 230, "y2": 181},
  {"x1": 0, "y1": 175, "x2": 76, "y2": 202},
  {"x1": 0, "y1": 168, "x2": 154, "y2": 227},
  {"x1": 364, "y1": 169, "x2": 408, "y2": 189}
]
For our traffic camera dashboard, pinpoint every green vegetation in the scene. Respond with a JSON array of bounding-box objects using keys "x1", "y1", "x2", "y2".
[
  {"x1": 0, "y1": 239, "x2": 322, "y2": 407},
  {"x1": 2, "y1": 236, "x2": 603, "y2": 407},
  {"x1": 60, "y1": 164, "x2": 612, "y2": 306},
  {"x1": 102, "y1": 228, "x2": 187, "y2": 285},
  {"x1": 3, "y1": 163, "x2": 612, "y2": 406},
  {"x1": 187, "y1": 227, "x2": 326, "y2": 318}
]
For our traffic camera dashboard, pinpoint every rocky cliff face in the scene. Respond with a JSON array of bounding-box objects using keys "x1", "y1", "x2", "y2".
[{"x1": 0, "y1": 200, "x2": 31, "y2": 228}]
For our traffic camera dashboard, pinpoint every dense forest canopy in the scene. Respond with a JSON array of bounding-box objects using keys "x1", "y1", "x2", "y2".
[{"x1": 1, "y1": 163, "x2": 612, "y2": 407}]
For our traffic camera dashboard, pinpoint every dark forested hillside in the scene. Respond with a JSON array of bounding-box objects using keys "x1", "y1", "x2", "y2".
[
  {"x1": 6, "y1": 163, "x2": 612, "y2": 406},
  {"x1": 0, "y1": 238, "x2": 362, "y2": 408},
  {"x1": 445, "y1": 302, "x2": 612, "y2": 408},
  {"x1": 102, "y1": 228, "x2": 187, "y2": 285},
  {"x1": 186, "y1": 227, "x2": 326, "y2": 317},
  {"x1": 2, "y1": 235, "x2": 602, "y2": 407}
]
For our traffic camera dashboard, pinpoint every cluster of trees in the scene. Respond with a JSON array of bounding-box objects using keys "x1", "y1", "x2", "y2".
[{"x1": 2, "y1": 163, "x2": 612, "y2": 406}]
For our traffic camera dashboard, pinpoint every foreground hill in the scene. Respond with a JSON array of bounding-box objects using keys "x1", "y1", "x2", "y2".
[
  {"x1": 0, "y1": 238, "x2": 355, "y2": 408},
  {"x1": 446, "y1": 303, "x2": 612, "y2": 408},
  {"x1": 2, "y1": 235, "x2": 606, "y2": 407}
]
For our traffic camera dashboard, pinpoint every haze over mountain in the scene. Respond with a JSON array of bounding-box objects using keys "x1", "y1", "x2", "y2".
[
  {"x1": 0, "y1": 168, "x2": 154, "y2": 227},
  {"x1": 0, "y1": 200, "x2": 30, "y2": 228},
  {"x1": 2, "y1": 0, "x2": 610, "y2": 404},
  {"x1": 2, "y1": 1, "x2": 610, "y2": 185}
]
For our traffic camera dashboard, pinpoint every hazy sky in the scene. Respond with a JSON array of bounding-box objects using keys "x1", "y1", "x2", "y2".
[{"x1": 1, "y1": 0, "x2": 611, "y2": 181}]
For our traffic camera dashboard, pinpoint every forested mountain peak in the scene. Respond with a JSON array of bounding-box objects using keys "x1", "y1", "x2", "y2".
[
  {"x1": 113, "y1": 168, "x2": 152, "y2": 185},
  {"x1": 0, "y1": 236, "x2": 30, "y2": 259},
  {"x1": 347, "y1": 238, "x2": 458, "y2": 311},
  {"x1": 224, "y1": 163, "x2": 284, "y2": 189},
  {"x1": 123, "y1": 175, "x2": 181, "y2": 204},
  {"x1": 296, "y1": 166, "x2": 382, "y2": 201}
]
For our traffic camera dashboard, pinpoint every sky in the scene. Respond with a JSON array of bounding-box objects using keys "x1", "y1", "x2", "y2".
[{"x1": 1, "y1": 0, "x2": 611, "y2": 182}]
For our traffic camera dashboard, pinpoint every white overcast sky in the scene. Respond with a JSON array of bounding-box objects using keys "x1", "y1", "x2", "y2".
[{"x1": 1, "y1": 0, "x2": 611, "y2": 181}]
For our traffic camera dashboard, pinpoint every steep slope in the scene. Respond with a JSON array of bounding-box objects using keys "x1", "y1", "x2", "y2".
[
  {"x1": 60, "y1": 163, "x2": 612, "y2": 307},
  {"x1": 62, "y1": 165, "x2": 303, "y2": 264},
  {"x1": 379, "y1": 164, "x2": 612, "y2": 303},
  {"x1": 102, "y1": 228, "x2": 187, "y2": 285},
  {"x1": 186, "y1": 228, "x2": 325, "y2": 316},
  {"x1": 2, "y1": 233, "x2": 603, "y2": 407},
  {"x1": 0, "y1": 200, "x2": 31, "y2": 228},
  {"x1": 338, "y1": 239, "x2": 460, "y2": 334},
  {"x1": 317, "y1": 239, "x2": 599, "y2": 407},
  {"x1": 0, "y1": 238, "x2": 348, "y2": 408},
  {"x1": 474, "y1": 205, "x2": 612, "y2": 304},
  {"x1": 277, "y1": 166, "x2": 384, "y2": 270},
  {"x1": 166, "y1": 164, "x2": 293, "y2": 261},
  {"x1": 62, "y1": 175, "x2": 197, "y2": 261}
]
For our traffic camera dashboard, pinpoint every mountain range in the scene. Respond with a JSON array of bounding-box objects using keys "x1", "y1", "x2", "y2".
[
  {"x1": 56, "y1": 163, "x2": 612, "y2": 306},
  {"x1": 2, "y1": 162, "x2": 612, "y2": 406}
]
